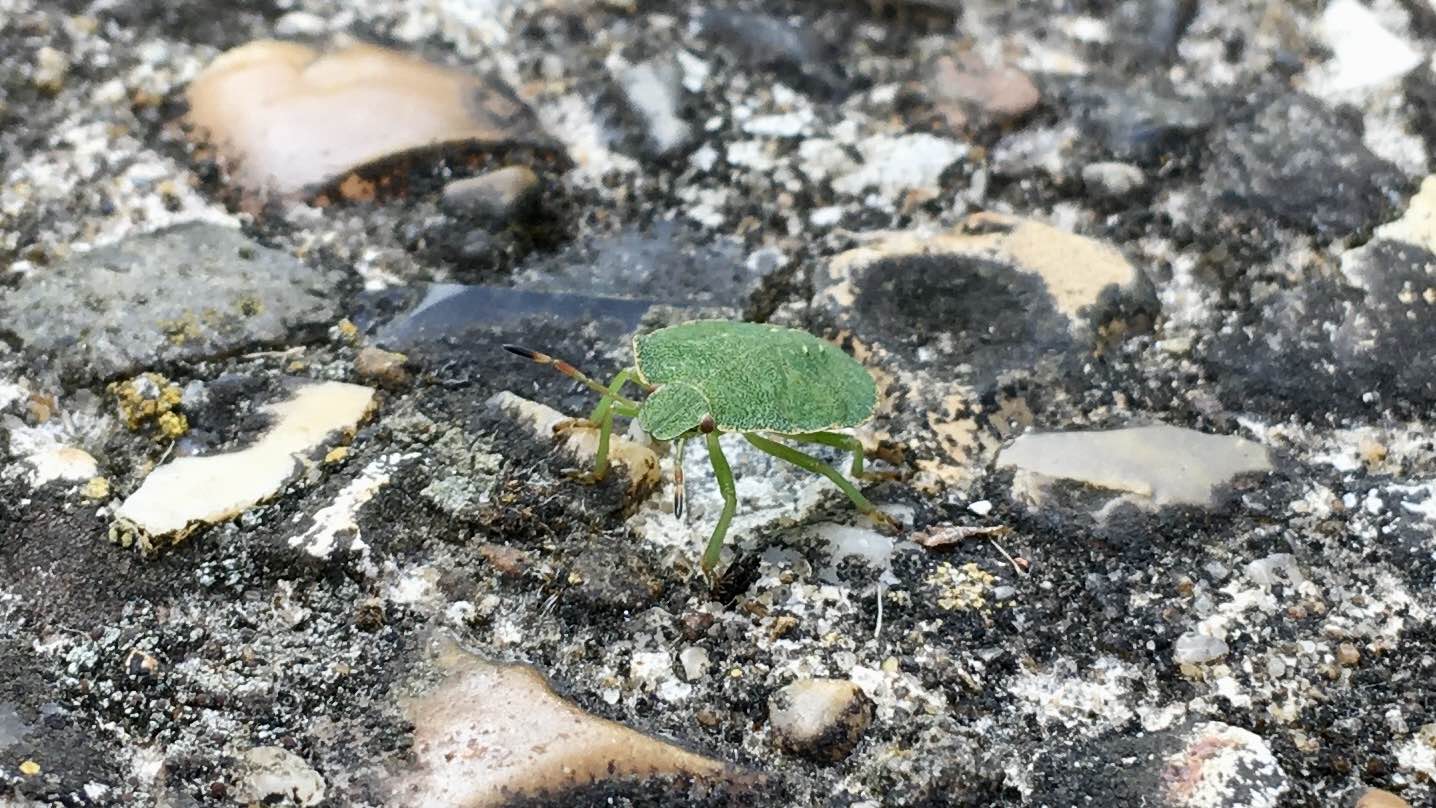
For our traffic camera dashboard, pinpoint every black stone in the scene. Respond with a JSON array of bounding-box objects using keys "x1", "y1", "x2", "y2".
[
  {"x1": 698, "y1": 9, "x2": 848, "y2": 98},
  {"x1": 1205, "y1": 93, "x2": 1408, "y2": 236}
]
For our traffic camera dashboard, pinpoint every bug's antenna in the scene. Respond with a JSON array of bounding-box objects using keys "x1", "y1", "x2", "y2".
[{"x1": 502, "y1": 344, "x2": 639, "y2": 407}]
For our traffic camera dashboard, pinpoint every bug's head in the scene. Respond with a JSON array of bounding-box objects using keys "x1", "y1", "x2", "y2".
[{"x1": 699, "y1": 415, "x2": 716, "y2": 434}]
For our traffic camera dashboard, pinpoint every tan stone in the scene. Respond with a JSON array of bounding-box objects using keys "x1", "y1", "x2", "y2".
[
  {"x1": 354, "y1": 346, "x2": 410, "y2": 387},
  {"x1": 826, "y1": 213, "x2": 1141, "y2": 336},
  {"x1": 927, "y1": 52, "x2": 1039, "y2": 131},
  {"x1": 1375, "y1": 174, "x2": 1436, "y2": 253},
  {"x1": 488, "y1": 390, "x2": 659, "y2": 491},
  {"x1": 998, "y1": 425, "x2": 1271, "y2": 510},
  {"x1": 1356, "y1": 788, "x2": 1413, "y2": 808},
  {"x1": 186, "y1": 41, "x2": 547, "y2": 196},
  {"x1": 394, "y1": 637, "x2": 735, "y2": 806},
  {"x1": 113, "y1": 381, "x2": 374, "y2": 547}
]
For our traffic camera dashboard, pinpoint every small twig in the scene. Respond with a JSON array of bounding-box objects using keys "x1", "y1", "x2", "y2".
[
  {"x1": 241, "y1": 346, "x2": 306, "y2": 359},
  {"x1": 874, "y1": 581, "x2": 885, "y2": 640},
  {"x1": 989, "y1": 538, "x2": 1028, "y2": 577}
]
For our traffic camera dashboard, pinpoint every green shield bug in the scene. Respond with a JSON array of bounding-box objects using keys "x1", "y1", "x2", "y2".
[{"x1": 505, "y1": 319, "x2": 896, "y2": 579}]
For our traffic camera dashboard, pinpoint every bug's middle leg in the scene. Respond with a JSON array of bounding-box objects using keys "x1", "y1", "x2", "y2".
[
  {"x1": 702, "y1": 431, "x2": 737, "y2": 579},
  {"x1": 744, "y1": 433, "x2": 897, "y2": 529}
]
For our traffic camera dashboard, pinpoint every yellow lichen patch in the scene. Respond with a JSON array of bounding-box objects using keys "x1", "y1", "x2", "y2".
[
  {"x1": 111, "y1": 373, "x2": 186, "y2": 437},
  {"x1": 235, "y1": 295, "x2": 264, "y2": 316},
  {"x1": 156, "y1": 411, "x2": 188, "y2": 439},
  {"x1": 324, "y1": 446, "x2": 350, "y2": 465},
  {"x1": 925, "y1": 562, "x2": 996, "y2": 611},
  {"x1": 159, "y1": 312, "x2": 204, "y2": 345},
  {"x1": 18, "y1": 760, "x2": 40, "y2": 776},
  {"x1": 335, "y1": 318, "x2": 360, "y2": 344},
  {"x1": 81, "y1": 476, "x2": 111, "y2": 500}
]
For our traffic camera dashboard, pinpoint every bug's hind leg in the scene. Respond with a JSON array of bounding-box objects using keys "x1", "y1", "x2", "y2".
[
  {"x1": 789, "y1": 430, "x2": 893, "y2": 479},
  {"x1": 744, "y1": 433, "x2": 897, "y2": 530},
  {"x1": 701, "y1": 432, "x2": 737, "y2": 581}
]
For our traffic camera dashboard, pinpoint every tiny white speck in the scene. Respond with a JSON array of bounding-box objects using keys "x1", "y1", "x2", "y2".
[{"x1": 968, "y1": 500, "x2": 993, "y2": 516}]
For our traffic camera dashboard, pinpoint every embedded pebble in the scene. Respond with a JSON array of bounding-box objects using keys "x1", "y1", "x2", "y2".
[
  {"x1": 236, "y1": 747, "x2": 326, "y2": 807},
  {"x1": 613, "y1": 57, "x2": 694, "y2": 159},
  {"x1": 488, "y1": 391, "x2": 660, "y2": 491},
  {"x1": 1082, "y1": 161, "x2": 1146, "y2": 198},
  {"x1": 824, "y1": 213, "x2": 1149, "y2": 340},
  {"x1": 440, "y1": 166, "x2": 540, "y2": 222},
  {"x1": 1312, "y1": 0, "x2": 1422, "y2": 94},
  {"x1": 679, "y1": 646, "x2": 711, "y2": 682},
  {"x1": 925, "y1": 52, "x2": 1040, "y2": 131},
  {"x1": 1355, "y1": 788, "x2": 1414, "y2": 808},
  {"x1": 1161, "y1": 722, "x2": 1288, "y2": 807},
  {"x1": 353, "y1": 346, "x2": 411, "y2": 388},
  {"x1": 1061, "y1": 81, "x2": 1213, "y2": 164},
  {"x1": 567, "y1": 544, "x2": 664, "y2": 613},
  {"x1": 1173, "y1": 632, "x2": 1229, "y2": 665},
  {"x1": 813, "y1": 212, "x2": 1158, "y2": 490},
  {"x1": 768, "y1": 678, "x2": 873, "y2": 762},
  {"x1": 33, "y1": 47, "x2": 69, "y2": 93},
  {"x1": 1205, "y1": 93, "x2": 1405, "y2": 235},
  {"x1": 697, "y1": 9, "x2": 845, "y2": 96}
]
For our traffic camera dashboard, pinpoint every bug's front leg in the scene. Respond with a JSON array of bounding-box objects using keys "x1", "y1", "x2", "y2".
[
  {"x1": 557, "y1": 368, "x2": 639, "y2": 483},
  {"x1": 570, "y1": 397, "x2": 641, "y2": 484},
  {"x1": 702, "y1": 431, "x2": 737, "y2": 581},
  {"x1": 553, "y1": 368, "x2": 636, "y2": 434}
]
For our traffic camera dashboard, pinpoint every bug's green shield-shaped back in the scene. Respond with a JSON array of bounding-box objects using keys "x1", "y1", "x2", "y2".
[{"x1": 634, "y1": 320, "x2": 877, "y2": 436}]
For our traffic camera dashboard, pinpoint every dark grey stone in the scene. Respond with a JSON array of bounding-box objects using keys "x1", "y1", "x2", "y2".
[
  {"x1": 440, "y1": 166, "x2": 540, "y2": 223},
  {"x1": 0, "y1": 223, "x2": 338, "y2": 382},
  {"x1": 1060, "y1": 81, "x2": 1214, "y2": 164},
  {"x1": 698, "y1": 9, "x2": 848, "y2": 97},
  {"x1": 512, "y1": 221, "x2": 760, "y2": 309}
]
